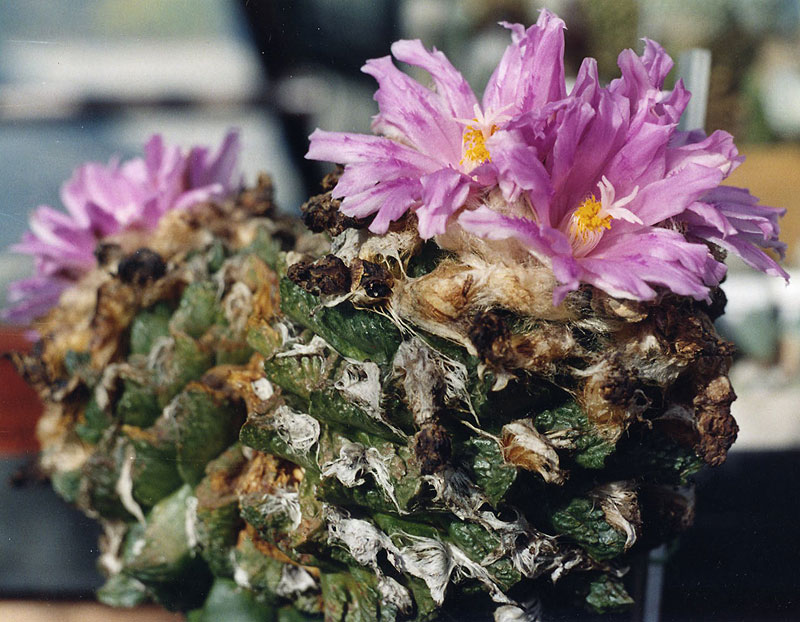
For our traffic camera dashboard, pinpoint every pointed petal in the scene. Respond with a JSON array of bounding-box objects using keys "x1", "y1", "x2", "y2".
[
  {"x1": 697, "y1": 229, "x2": 789, "y2": 280},
  {"x1": 667, "y1": 129, "x2": 743, "y2": 176},
  {"x1": 641, "y1": 39, "x2": 673, "y2": 88},
  {"x1": 579, "y1": 229, "x2": 720, "y2": 301},
  {"x1": 339, "y1": 177, "x2": 421, "y2": 232},
  {"x1": 578, "y1": 229, "x2": 724, "y2": 300},
  {"x1": 483, "y1": 11, "x2": 567, "y2": 115},
  {"x1": 390, "y1": 39, "x2": 479, "y2": 120},
  {"x1": 188, "y1": 129, "x2": 241, "y2": 191},
  {"x1": 362, "y1": 55, "x2": 462, "y2": 163},
  {"x1": 683, "y1": 201, "x2": 738, "y2": 237},
  {"x1": 307, "y1": 129, "x2": 440, "y2": 171}
]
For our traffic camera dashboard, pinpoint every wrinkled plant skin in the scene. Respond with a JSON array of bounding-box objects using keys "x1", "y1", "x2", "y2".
[{"x1": 15, "y1": 174, "x2": 737, "y2": 621}]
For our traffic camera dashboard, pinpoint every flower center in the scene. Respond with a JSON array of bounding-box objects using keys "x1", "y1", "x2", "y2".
[
  {"x1": 460, "y1": 124, "x2": 496, "y2": 167},
  {"x1": 571, "y1": 195, "x2": 612, "y2": 240}
]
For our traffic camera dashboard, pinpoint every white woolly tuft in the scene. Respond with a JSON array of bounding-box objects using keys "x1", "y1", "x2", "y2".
[
  {"x1": 251, "y1": 377, "x2": 274, "y2": 401},
  {"x1": 378, "y1": 576, "x2": 413, "y2": 613},
  {"x1": 275, "y1": 334, "x2": 331, "y2": 358},
  {"x1": 184, "y1": 495, "x2": 199, "y2": 550},
  {"x1": 275, "y1": 564, "x2": 318, "y2": 598},
  {"x1": 223, "y1": 281, "x2": 254, "y2": 334},
  {"x1": 324, "y1": 506, "x2": 404, "y2": 569},
  {"x1": 335, "y1": 360, "x2": 383, "y2": 414},
  {"x1": 272, "y1": 405, "x2": 320, "y2": 455},
  {"x1": 494, "y1": 599, "x2": 543, "y2": 622},
  {"x1": 393, "y1": 337, "x2": 475, "y2": 424},
  {"x1": 324, "y1": 505, "x2": 513, "y2": 608},
  {"x1": 259, "y1": 488, "x2": 303, "y2": 531},
  {"x1": 115, "y1": 443, "x2": 146, "y2": 525},
  {"x1": 321, "y1": 441, "x2": 402, "y2": 512}
]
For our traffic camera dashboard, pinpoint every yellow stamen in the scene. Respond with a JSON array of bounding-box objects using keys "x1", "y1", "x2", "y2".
[
  {"x1": 571, "y1": 195, "x2": 612, "y2": 240},
  {"x1": 460, "y1": 124, "x2": 496, "y2": 166}
]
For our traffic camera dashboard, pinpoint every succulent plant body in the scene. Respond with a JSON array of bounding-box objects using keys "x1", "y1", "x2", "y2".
[{"x1": 13, "y1": 167, "x2": 739, "y2": 620}]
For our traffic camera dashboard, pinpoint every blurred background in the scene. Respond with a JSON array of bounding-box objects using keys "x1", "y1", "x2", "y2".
[{"x1": 1, "y1": 1, "x2": 799, "y2": 620}]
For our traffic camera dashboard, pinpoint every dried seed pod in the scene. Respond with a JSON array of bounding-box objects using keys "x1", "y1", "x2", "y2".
[
  {"x1": 117, "y1": 248, "x2": 167, "y2": 286},
  {"x1": 287, "y1": 254, "x2": 351, "y2": 296},
  {"x1": 350, "y1": 258, "x2": 394, "y2": 299}
]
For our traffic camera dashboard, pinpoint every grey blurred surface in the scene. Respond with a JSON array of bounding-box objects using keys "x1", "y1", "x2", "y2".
[{"x1": 0, "y1": 455, "x2": 103, "y2": 595}]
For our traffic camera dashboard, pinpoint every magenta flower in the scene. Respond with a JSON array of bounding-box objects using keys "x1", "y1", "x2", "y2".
[
  {"x1": 4, "y1": 131, "x2": 241, "y2": 324},
  {"x1": 307, "y1": 12, "x2": 786, "y2": 304},
  {"x1": 306, "y1": 11, "x2": 567, "y2": 237},
  {"x1": 460, "y1": 38, "x2": 787, "y2": 302}
]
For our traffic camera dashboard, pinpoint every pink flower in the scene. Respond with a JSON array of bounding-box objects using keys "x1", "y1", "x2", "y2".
[
  {"x1": 4, "y1": 131, "x2": 241, "y2": 324},
  {"x1": 306, "y1": 11, "x2": 567, "y2": 237},
  {"x1": 461, "y1": 39, "x2": 787, "y2": 303},
  {"x1": 307, "y1": 12, "x2": 787, "y2": 304}
]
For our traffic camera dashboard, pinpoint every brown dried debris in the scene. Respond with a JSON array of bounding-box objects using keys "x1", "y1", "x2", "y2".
[
  {"x1": 468, "y1": 310, "x2": 510, "y2": 361},
  {"x1": 392, "y1": 260, "x2": 574, "y2": 352},
  {"x1": 287, "y1": 254, "x2": 351, "y2": 296},
  {"x1": 693, "y1": 375, "x2": 738, "y2": 466},
  {"x1": 653, "y1": 297, "x2": 735, "y2": 369},
  {"x1": 213, "y1": 355, "x2": 276, "y2": 416},
  {"x1": 413, "y1": 422, "x2": 452, "y2": 475},
  {"x1": 501, "y1": 419, "x2": 565, "y2": 485},
  {"x1": 234, "y1": 172, "x2": 277, "y2": 217},
  {"x1": 89, "y1": 280, "x2": 139, "y2": 370},
  {"x1": 576, "y1": 356, "x2": 649, "y2": 444},
  {"x1": 116, "y1": 248, "x2": 167, "y2": 286},
  {"x1": 643, "y1": 299, "x2": 738, "y2": 465},
  {"x1": 301, "y1": 169, "x2": 370, "y2": 237},
  {"x1": 468, "y1": 310, "x2": 577, "y2": 377},
  {"x1": 235, "y1": 451, "x2": 301, "y2": 497}
]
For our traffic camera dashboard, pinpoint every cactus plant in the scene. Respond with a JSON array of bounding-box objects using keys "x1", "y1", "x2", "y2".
[{"x1": 8, "y1": 10, "x2": 787, "y2": 622}]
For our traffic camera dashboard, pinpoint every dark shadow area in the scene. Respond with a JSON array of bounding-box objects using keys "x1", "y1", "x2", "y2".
[{"x1": 661, "y1": 450, "x2": 800, "y2": 621}]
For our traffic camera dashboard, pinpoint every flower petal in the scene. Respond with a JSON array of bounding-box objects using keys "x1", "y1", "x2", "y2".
[
  {"x1": 417, "y1": 168, "x2": 473, "y2": 238},
  {"x1": 667, "y1": 129, "x2": 743, "y2": 177},
  {"x1": 390, "y1": 39, "x2": 479, "y2": 120},
  {"x1": 641, "y1": 39, "x2": 673, "y2": 88},
  {"x1": 682, "y1": 201, "x2": 738, "y2": 237},
  {"x1": 483, "y1": 10, "x2": 567, "y2": 116},
  {"x1": 362, "y1": 55, "x2": 462, "y2": 163},
  {"x1": 2, "y1": 276, "x2": 70, "y2": 324},
  {"x1": 307, "y1": 129, "x2": 440, "y2": 172},
  {"x1": 628, "y1": 163, "x2": 724, "y2": 225},
  {"x1": 578, "y1": 229, "x2": 721, "y2": 301},
  {"x1": 339, "y1": 177, "x2": 421, "y2": 230},
  {"x1": 458, "y1": 205, "x2": 573, "y2": 266},
  {"x1": 188, "y1": 129, "x2": 241, "y2": 191},
  {"x1": 602, "y1": 122, "x2": 672, "y2": 196},
  {"x1": 487, "y1": 130, "x2": 553, "y2": 221}
]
